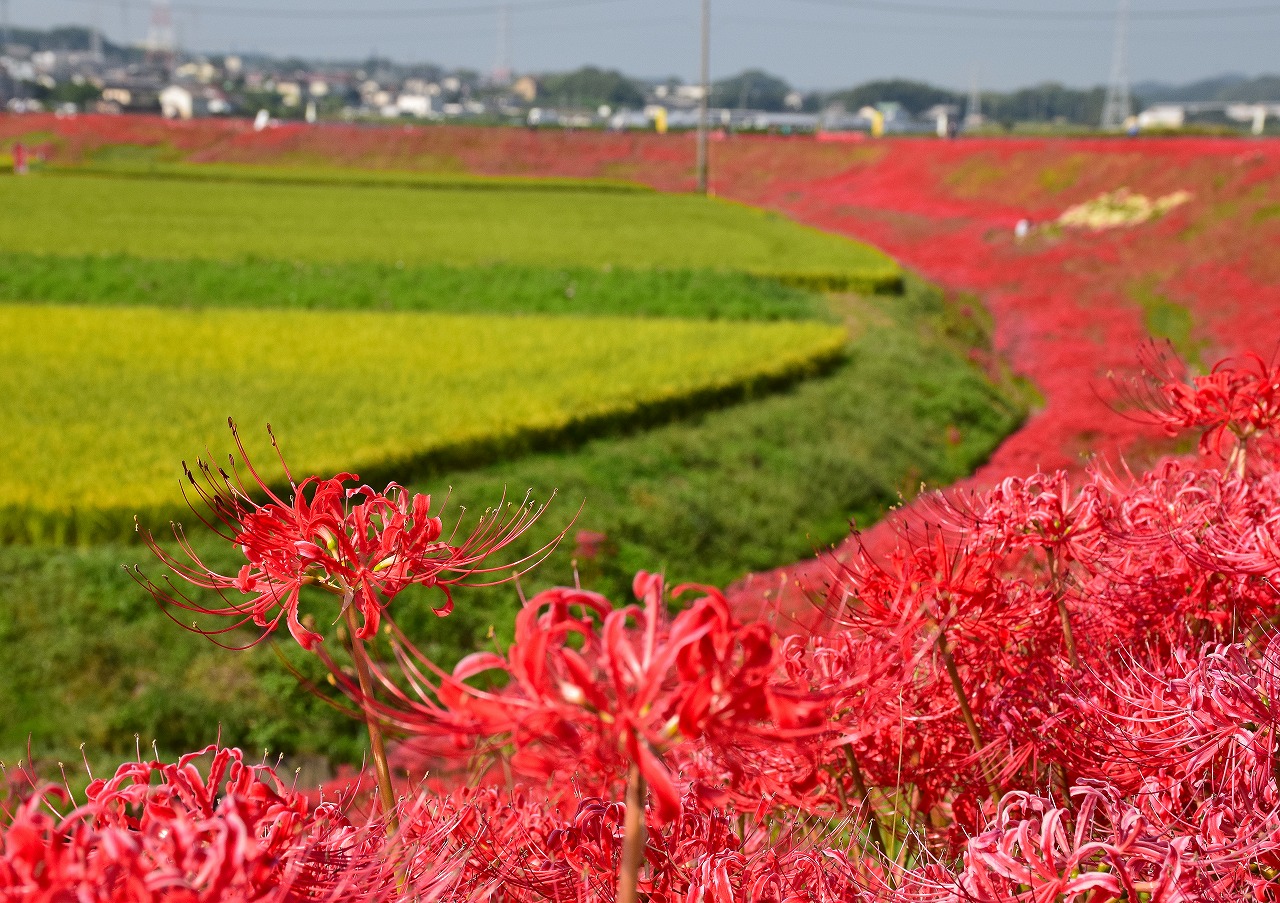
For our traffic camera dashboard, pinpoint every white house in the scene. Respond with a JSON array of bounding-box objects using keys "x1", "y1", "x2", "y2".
[{"x1": 159, "y1": 83, "x2": 194, "y2": 119}]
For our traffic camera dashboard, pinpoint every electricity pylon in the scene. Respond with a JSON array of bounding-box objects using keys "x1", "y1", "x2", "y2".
[
  {"x1": 90, "y1": 0, "x2": 103, "y2": 62},
  {"x1": 1101, "y1": 0, "x2": 1133, "y2": 130},
  {"x1": 145, "y1": 0, "x2": 176, "y2": 71},
  {"x1": 494, "y1": 3, "x2": 512, "y2": 84}
]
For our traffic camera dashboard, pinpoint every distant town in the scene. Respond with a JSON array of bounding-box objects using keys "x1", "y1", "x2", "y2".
[{"x1": 3, "y1": 23, "x2": 1279, "y2": 136}]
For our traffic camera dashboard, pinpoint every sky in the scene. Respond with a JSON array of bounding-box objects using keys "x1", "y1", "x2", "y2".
[{"x1": 8, "y1": 0, "x2": 1280, "y2": 91}]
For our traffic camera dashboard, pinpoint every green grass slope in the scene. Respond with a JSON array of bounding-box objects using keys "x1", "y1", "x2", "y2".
[
  {"x1": 60, "y1": 160, "x2": 651, "y2": 193},
  {"x1": 0, "y1": 254, "x2": 832, "y2": 320}
]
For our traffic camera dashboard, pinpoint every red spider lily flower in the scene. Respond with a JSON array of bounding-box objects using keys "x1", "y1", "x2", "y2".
[
  {"x1": 1085, "y1": 458, "x2": 1280, "y2": 642},
  {"x1": 1123, "y1": 344, "x2": 1280, "y2": 473},
  {"x1": 933, "y1": 471, "x2": 1102, "y2": 568},
  {"x1": 324, "y1": 572, "x2": 833, "y2": 825},
  {"x1": 830, "y1": 530, "x2": 1055, "y2": 671},
  {"x1": 949, "y1": 785, "x2": 1205, "y2": 903},
  {"x1": 1066, "y1": 638, "x2": 1280, "y2": 809},
  {"x1": 385, "y1": 782, "x2": 867, "y2": 903},
  {"x1": 134, "y1": 422, "x2": 559, "y2": 650},
  {"x1": 0, "y1": 745, "x2": 441, "y2": 902},
  {"x1": 930, "y1": 471, "x2": 1102, "y2": 667}
]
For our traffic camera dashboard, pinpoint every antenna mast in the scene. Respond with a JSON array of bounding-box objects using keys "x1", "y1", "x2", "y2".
[
  {"x1": 1101, "y1": 0, "x2": 1132, "y2": 130},
  {"x1": 145, "y1": 0, "x2": 176, "y2": 72}
]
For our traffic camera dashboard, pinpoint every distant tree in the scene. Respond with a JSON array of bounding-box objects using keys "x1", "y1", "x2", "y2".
[
  {"x1": 983, "y1": 83, "x2": 1107, "y2": 126},
  {"x1": 711, "y1": 69, "x2": 792, "y2": 111},
  {"x1": 823, "y1": 79, "x2": 961, "y2": 116},
  {"x1": 37, "y1": 78, "x2": 102, "y2": 108},
  {"x1": 454, "y1": 69, "x2": 484, "y2": 91},
  {"x1": 538, "y1": 66, "x2": 645, "y2": 110},
  {"x1": 6, "y1": 24, "x2": 140, "y2": 62},
  {"x1": 820, "y1": 78, "x2": 1109, "y2": 125},
  {"x1": 403, "y1": 64, "x2": 445, "y2": 84},
  {"x1": 27, "y1": 26, "x2": 93, "y2": 51}
]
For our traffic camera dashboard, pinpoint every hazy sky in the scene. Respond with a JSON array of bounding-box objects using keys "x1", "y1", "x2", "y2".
[{"x1": 10, "y1": 0, "x2": 1280, "y2": 91}]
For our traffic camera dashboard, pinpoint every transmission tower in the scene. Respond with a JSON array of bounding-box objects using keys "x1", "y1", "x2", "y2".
[
  {"x1": 90, "y1": 0, "x2": 103, "y2": 62},
  {"x1": 493, "y1": 3, "x2": 512, "y2": 83},
  {"x1": 145, "y1": 0, "x2": 177, "y2": 71},
  {"x1": 1101, "y1": 0, "x2": 1133, "y2": 130}
]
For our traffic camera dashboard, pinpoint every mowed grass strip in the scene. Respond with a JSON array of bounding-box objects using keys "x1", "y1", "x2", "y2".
[
  {"x1": 0, "y1": 303, "x2": 845, "y2": 543},
  {"x1": 0, "y1": 254, "x2": 831, "y2": 321},
  {"x1": 62, "y1": 160, "x2": 651, "y2": 194},
  {"x1": 0, "y1": 173, "x2": 898, "y2": 278}
]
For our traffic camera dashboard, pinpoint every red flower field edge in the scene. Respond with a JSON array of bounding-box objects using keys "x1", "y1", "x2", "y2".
[{"x1": 6, "y1": 348, "x2": 1280, "y2": 900}]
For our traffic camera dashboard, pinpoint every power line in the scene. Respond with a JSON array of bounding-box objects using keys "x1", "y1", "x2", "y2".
[
  {"x1": 717, "y1": 12, "x2": 1267, "y2": 35},
  {"x1": 54, "y1": 0, "x2": 632, "y2": 20},
  {"x1": 787, "y1": 0, "x2": 1280, "y2": 20}
]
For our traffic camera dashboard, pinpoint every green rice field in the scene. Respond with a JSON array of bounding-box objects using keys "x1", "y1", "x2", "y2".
[
  {"x1": 0, "y1": 172, "x2": 897, "y2": 275},
  {"x1": 0, "y1": 303, "x2": 843, "y2": 543}
]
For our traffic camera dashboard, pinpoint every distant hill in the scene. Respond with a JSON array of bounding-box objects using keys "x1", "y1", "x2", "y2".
[
  {"x1": 1135, "y1": 74, "x2": 1280, "y2": 104},
  {"x1": 2, "y1": 24, "x2": 138, "y2": 61}
]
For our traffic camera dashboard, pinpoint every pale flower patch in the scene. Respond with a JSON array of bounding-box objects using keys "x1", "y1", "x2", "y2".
[{"x1": 1058, "y1": 188, "x2": 1192, "y2": 230}]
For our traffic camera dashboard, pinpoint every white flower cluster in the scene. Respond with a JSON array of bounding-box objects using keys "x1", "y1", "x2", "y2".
[{"x1": 1058, "y1": 188, "x2": 1192, "y2": 231}]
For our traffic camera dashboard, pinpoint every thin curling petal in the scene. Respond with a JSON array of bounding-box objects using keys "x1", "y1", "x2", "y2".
[{"x1": 133, "y1": 421, "x2": 563, "y2": 650}]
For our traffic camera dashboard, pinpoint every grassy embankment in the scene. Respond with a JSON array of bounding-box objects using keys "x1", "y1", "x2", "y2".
[{"x1": 1, "y1": 278, "x2": 1023, "y2": 774}]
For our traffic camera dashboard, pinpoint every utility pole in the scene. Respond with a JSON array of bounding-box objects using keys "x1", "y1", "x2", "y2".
[
  {"x1": 1101, "y1": 0, "x2": 1132, "y2": 130},
  {"x1": 695, "y1": 0, "x2": 710, "y2": 194},
  {"x1": 1, "y1": 0, "x2": 10, "y2": 54},
  {"x1": 965, "y1": 65, "x2": 982, "y2": 130},
  {"x1": 495, "y1": 3, "x2": 512, "y2": 83}
]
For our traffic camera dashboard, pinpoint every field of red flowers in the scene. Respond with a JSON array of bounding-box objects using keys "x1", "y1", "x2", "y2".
[{"x1": 4, "y1": 116, "x2": 1280, "y2": 901}]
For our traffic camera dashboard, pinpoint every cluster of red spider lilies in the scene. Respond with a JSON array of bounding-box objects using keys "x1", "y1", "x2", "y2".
[{"x1": 4, "y1": 344, "x2": 1280, "y2": 902}]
